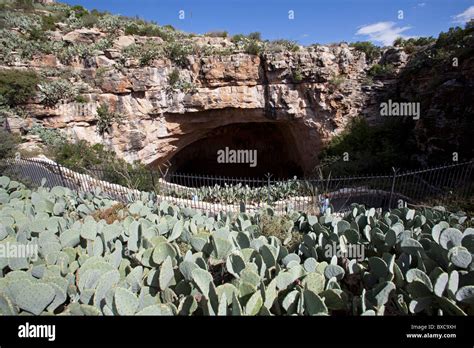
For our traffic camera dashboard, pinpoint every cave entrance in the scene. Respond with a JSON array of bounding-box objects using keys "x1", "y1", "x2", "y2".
[{"x1": 168, "y1": 122, "x2": 304, "y2": 179}]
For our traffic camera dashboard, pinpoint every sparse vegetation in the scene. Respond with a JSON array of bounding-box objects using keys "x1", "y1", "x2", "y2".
[
  {"x1": 205, "y1": 30, "x2": 228, "y2": 38},
  {"x1": 38, "y1": 79, "x2": 76, "y2": 107},
  {"x1": 164, "y1": 41, "x2": 192, "y2": 67},
  {"x1": 329, "y1": 75, "x2": 345, "y2": 89},
  {"x1": 95, "y1": 103, "x2": 123, "y2": 135},
  {"x1": 29, "y1": 124, "x2": 67, "y2": 146},
  {"x1": 267, "y1": 39, "x2": 300, "y2": 53},
  {"x1": 0, "y1": 69, "x2": 40, "y2": 107},
  {"x1": 319, "y1": 117, "x2": 418, "y2": 175},
  {"x1": 350, "y1": 41, "x2": 381, "y2": 62},
  {"x1": 0, "y1": 128, "x2": 19, "y2": 158},
  {"x1": 167, "y1": 69, "x2": 197, "y2": 93},
  {"x1": 292, "y1": 68, "x2": 303, "y2": 83},
  {"x1": 368, "y1": 63, "x2": 395, "y2": 77}
]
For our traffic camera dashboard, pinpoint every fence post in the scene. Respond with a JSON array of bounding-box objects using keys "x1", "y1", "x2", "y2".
[
  {"x1": 388, "y1": 167, "x2": 399, "y2": 210},
  {"x1": 150, "y1": 169, "x2": 157, "y2": 194},
  {"x1": 56, "y1": 162, "x2": 66, "y2": 187},
  {"x1": 240, "y1": 201, "x2": 246, "y2": 213},
  {"x1": 266, "y1": 173, "x2": 272, "y2": 206}
]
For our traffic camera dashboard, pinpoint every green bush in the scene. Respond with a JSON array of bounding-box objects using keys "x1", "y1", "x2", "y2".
[
  {"x1": 0, "y1": 128, "x2": 19, "y2": 158},
  {"x1": 13, "y1": 0, "x2": 34, "y2": 11},
  {"x1": 368, "y1": 63, "x2": 395, "y2": 77},
  {"x1": 166, "y1": 70, "x2": 196, "y2": 93},
  {"x1": 0, "y1": 69, "x2": 40, "y2": 107},
  {"x1": 267, "y1": 39, "x2": 300, "y2": 53},
  {"x1": 168, "y1": 68, "x2": 180, "y2": 87},
  {"x1": 350, "y1": 41, "x2": 381, "y2": 62},
  {"x1": 319, "y1": 117, "x2": 418, "y2": 175},
  {"x1": 95, "y1": 103, "x2": 123, "y2": 135},
  {"x1": 164, "y1": 41, "x2": 192, "y2": 67},
  {"x1": 244, "y1": 40, "x2": 263, "y2": 55},
  {"x1": 231, "y1": 32, "x2": 262, "y2": 43},
  {"x1": 247, "y1": 32, "x2": 262, "y2": 41},
  {"x1": 41, "y1": 14, "x2": 58, "y2": 31},
  {"x1": 80, "y1": 13, "x2": 99, "y2": 28},
  {"x1": 97, "y1": 14, "x2": 122, "y2": 33},
  {"x1": 394, "y1": 36, "x2": 436, "y2": 54},
  {"x1": 292, "y1": 68, "x2": 303, "y2": 83},
  {"x1": 124, "y1": 21, "x2": 175, "y2": 41},
  {"x1": 50, "y1": 139, "x2": 153, "y2": 191},
  {"x1": 38, "y1": 79, "x2": 76, "y2": 107},
  {"x1": 74, "y1": 95, "x2": 87, "y2": 103},
  {"x1": 205, "y1": 31, "x2": 228, "y2": 38},
  {"x1": 69, "y1": 5, "x2": 89, "y2": 19}
]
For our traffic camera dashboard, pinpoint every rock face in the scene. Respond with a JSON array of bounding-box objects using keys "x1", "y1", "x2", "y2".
[{"x1": 5, "y1": 37, "x2": 406, "y2": 175}]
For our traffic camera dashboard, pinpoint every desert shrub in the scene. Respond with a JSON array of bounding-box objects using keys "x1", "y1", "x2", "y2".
[
  {"x1": 124, "y1": 21, "x2": 175, "y2": 41},
  {"x1": 230, "y1": 34, "x2": 246, "y2": 43},
  {"x1": 167, "y1": 69, "x2": 196, "y2": 93},
  {"x1": 0, "y1": 69, "x2": 40, "y2": 107},
  {"x1": 168, "y1": 68, "x2": 180, "y2": 87},
  {"x1": 0, "y1": 128, "x2": 19, "y2": 158},
  {"x1": 27, "y1": 26, "x2": 48, "y2": 41},
  {"x1": 292, "y1": 68, "x2": 303, "y2": 82},
  {"x1": 68, "y1": 5, "x2": 89, "y2": 19},
  {"x1": 247, "y1": 32, "x2": 262, "y2": 41},
  {"x1": 350, "y1": 41, "x2": 381, "y2": 62},
  {"x1": 164, "y1": 41, "x2": 192, "y2": 67},
  {"x1": 319, "y1": 117, "x2": 418, "y2": 175},
  {"x1": 329, "y1": 75, "x2": 345, "y2": 88},
  {"x1": 368, "y1": 63, "x2": 395, "y2": 77},
  {"x1": 91, "y1": 203, "x2": 131, "y2": 224},
  {"x1": 74, "y1": 95, "x2": 87, "y2": 103},
  {"x1": 231, "y1": 35, "x2": 265, "y2": 55},
  {"x1": 394, "y1": 36, "x2": 436, "y2": 54},
  {"x1": 267, "y1": 39, "x2": 300, "y2": 53},
  {"x1": 205, "y1": 31, "x2": 228, "y2": 38},
  {"x1": 51, "y1": 139, "x2": 153, "y2": 191},
  {"x1": 258, "y1": 212, "x2": 301, "y2": 252},
  {"x1": 140, "y1": 46, "x2": 162, "y2": 66},
  {"x1": 41, "y1": 14, "x2": 58, "y2": 31},
  {"x1": 231, "y1": 32, "x2": 262, "y2": 43},
  {"x1": 52, "y1": 140, "x2": 112, "y2": 170},
  {"x1": 38, "y1": 79, "x2": 76, "y2": 107},
  {"x1": 12, "y1": 0, "x2": 34, "y2": 11},
  {"x1": 95, "y1": 103, "x2": 123, "y2": 135},
  {"x1": 97, "y1": 14, "x2": 123, "y2": 33},
  {"x1": 243, "y1": 40, "x2": 263, "y2": 55},
  {"x1": 1, "y1": 12, "x2": 41, "y2": 32},
  {"x1": 80, "y1": 13, "x2": 99, "y2": 28}
]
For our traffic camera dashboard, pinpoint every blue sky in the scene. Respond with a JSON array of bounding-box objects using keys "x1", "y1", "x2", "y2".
[{"x1": 63, "y1": 0, "x2": 474, "y2": 46}]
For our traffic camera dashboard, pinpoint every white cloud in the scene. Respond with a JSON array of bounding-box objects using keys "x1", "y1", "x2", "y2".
[
  {"x1": 452, "y1": 6, "x2": 474, "y2": 24},
  {"x1": 355, "y1": 21, "x2": 412, "y2": 46},
  {"x1": 417, "y1": 3, "x2": 426, "y2": 7}
]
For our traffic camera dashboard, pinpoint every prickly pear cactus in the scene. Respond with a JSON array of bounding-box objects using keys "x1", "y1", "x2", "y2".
[{"x1": 0, "y1": 175, "x2": 473, "y2": 316}]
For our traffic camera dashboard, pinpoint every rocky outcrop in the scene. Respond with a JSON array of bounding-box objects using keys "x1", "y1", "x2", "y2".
[{"x1": 4, "y1": 33, "x2": 409, "y2": 175}]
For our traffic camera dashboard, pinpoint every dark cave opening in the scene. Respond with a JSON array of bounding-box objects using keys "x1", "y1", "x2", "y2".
[{"x1": 169, "y1": 122, "x2": 305, "y2": 179}]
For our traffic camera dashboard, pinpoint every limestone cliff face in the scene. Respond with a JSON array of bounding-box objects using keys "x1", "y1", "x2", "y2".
[{"x1": 7, "y1": 32, "x2": 383, "y2": 174}]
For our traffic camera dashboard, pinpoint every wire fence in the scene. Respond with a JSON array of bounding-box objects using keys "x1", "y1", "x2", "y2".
[{"x1": 0, "y1": 156, "x2": 472, "y2": 215}]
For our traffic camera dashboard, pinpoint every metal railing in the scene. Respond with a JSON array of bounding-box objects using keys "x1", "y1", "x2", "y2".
[{"x1": 1, "y1": 157, "x2": 472, "y2": 215}]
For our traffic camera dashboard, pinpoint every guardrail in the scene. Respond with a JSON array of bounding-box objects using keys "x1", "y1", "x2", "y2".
[{"x1": 1, "y1": 156, "x2": 472, "y2": 215}]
